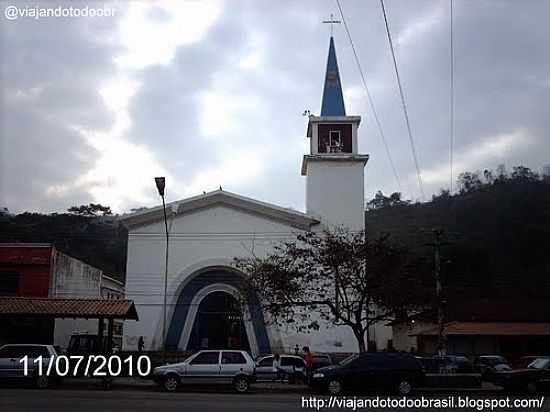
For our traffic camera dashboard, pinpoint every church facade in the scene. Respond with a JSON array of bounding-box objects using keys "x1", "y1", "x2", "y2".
[{"x1": 121, "y1": 37, "x2": 391, "y2": 355}]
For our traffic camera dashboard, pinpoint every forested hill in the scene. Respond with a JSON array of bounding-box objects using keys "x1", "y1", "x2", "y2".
[
  {"x1": 365, "y1": 166, "x2": 550, "y2": 300},
  {"x1": 0, "y1": 209, "x2": 127, "y2": 282}
]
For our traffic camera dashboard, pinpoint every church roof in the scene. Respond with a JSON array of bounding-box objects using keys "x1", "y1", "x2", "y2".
[
  {"x1": 120, "y1": 189, "x2": 319, "y2": 230},
  {"x1": 320, "y1": 36, "x2": 346, "y2": 116}
]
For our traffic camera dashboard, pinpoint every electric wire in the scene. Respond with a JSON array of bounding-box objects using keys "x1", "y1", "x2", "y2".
[
  {"x1": 335, "y1": 0, "x2": 402, "y2": 193},
  {"x1": 379, "y1": 0, "x2": 425, "y2": 200},
  {"x1": 449, "y1": 0, "x2": 455, "y2": 193}
]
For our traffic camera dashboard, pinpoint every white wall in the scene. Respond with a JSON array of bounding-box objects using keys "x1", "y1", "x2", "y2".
[
  {"x1": 123, "y1": 204, "x2": 373, "y2": 354},
  {"x1": 306, "y1": 160, "x2": 365, "y2": 231},
  {"x1": 51, "y1": 251, "x2": 102, "y2": 298},
  {"x1": 50, "y1": 251, "x2": 103, "y2": 349},
  {"x1": 101, "y1": 275, "x2": 125, "y2": 299},
  {"x1": 124, "y1": 205, "x2": 296, "y2": 353}
]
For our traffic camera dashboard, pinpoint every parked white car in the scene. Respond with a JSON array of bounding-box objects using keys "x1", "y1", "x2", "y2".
[
  {"x1": 152, "y1": 350, "x2": 256, "y2": 393},
  {"x1": 0, "y1": 344, "x2": 59, "y2": 388}
]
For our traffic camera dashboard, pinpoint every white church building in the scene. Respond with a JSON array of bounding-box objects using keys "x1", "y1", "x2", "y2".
[{"x1": 121, "y1": 37, "x2": 391, "y2": 355}]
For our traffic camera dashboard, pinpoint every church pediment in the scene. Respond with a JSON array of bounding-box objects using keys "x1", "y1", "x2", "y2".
[{"x1": 120, "y1": 189, "x2": 319, "y2": 231}]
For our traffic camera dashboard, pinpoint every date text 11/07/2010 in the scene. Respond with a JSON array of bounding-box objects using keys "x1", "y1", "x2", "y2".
[{"x1": 19, "y1": 355, "x2": 151, "y2": 377}]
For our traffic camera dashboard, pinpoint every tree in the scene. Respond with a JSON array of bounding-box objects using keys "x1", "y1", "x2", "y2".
[
  {"x1": 483, "y1": 169, "x2": 495, "y2": 185},
  {"x1": 366, "y1": 191, "x2": 409, "y2": 210},
  {"x1": 432, "y1": 189, "x2": 451, "y2": 202},
  {"x1": 457, "y1": 171, "x2": 483, "y2": 193},
  {"x1": 68, "y1": 203, "x2": 112, "y2": 216},
  {"x1": 234, "y1": 228, "x2": 429, "y2": 353},
  {"x1": 510, "y1": 166, "x2": 539, "y2": 183},
  {"x1": 495, "y1": 164, "x2": 507, "y2": 181}
]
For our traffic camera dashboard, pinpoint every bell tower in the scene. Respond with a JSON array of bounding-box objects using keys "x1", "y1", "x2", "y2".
[{"x1": 302, "y1": 36, "x2": 369, "y2": 231}]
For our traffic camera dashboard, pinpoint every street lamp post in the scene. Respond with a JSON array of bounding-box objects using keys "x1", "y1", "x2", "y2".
[{"x1": 155, "y1": 177, "x2": 169, "y2": 363}]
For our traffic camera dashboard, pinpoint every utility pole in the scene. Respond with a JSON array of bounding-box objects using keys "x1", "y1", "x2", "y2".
[
  {"x1": 434, "y1": 230, "x2": 445, "y2": 357},
  {"x1": 426, "y1": 229, "x2": 449, "y2": 358},
  {"x1": 155, "y1": 177, "x2": 169, "y2": 364}
]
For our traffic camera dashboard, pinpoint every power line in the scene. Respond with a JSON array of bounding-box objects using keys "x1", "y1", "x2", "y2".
[
  {"x1": 335, "y1": 0, "x2": 402, "y2": 193},
  {"x1": 449, "y1": 0, "x2": 455, "y2": 193},
  {"x1": 379, "y1": 0, "x2": 425, "y2": 200}
]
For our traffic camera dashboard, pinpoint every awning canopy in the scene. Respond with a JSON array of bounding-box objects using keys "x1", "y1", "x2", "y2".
[
  {"x1": 0, "y1": 297, "x2": 138, "y2": 320},
  {"x1": 414, "y1": 321, "x2": 550, "y2": 336}
]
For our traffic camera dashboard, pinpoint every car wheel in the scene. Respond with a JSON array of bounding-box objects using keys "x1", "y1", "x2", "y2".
[
  {"x1": 327, "y1": 379, "x2": 343, "y2": 395},
  {"x1": 162, "y1": 374, "x2": 180, "y2": 392},
  {"x1": 233, "y1": 376, "x2": 250, "y2": 393},
  {"x1": 397, "y1": 379, "x2": 413, "y2": 395},
  {"x1": 35, "y1": 375, "x2": 50, "y2": 389}
]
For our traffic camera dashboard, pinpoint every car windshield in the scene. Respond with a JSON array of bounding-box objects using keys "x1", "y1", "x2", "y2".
[
  {"x1": 528, "y1": 358, "x2": 550, "y2": 370},
  {"x1": 339, "y1": 354, "x2": 359, "y2": 366},
  {"x1": 488, "y1": 357, "x2": 507, "y2": 365}
]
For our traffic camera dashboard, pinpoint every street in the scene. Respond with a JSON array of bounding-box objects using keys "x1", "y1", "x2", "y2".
[
  {"x1": 1, "y1": 389, "x2": 305, "y2": 412},
  {"x1": 0, "y1": 388, "x2": 548, "y2": 412}
]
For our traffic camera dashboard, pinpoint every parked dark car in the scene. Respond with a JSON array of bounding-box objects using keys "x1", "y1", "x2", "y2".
[
  {"x1": 511, "y1": 356, "x2": 548, "y2": 370},
  {"x1": 310, "y1": 352, "x2": 425, "y2": 395},
  {"x1": 66, "y1": 333, "x2": 118, "y2": 384},
  {"x1": 311, "y1": 354, "x2": 333, "y2": 371},
  {"x1": 446, "y1": 355, "x2": 475, "y2": 373},
  {"x1": 494, "y1": 357, "x2": 550, "y2": 394},
  {"x1": 475, "y1": 355, "x2": 511, "y2": 380},
  {"x1": 418, "y1": 355, "x2": 474, "y2": 373}
]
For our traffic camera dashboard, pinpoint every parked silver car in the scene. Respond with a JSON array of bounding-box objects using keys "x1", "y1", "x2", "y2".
[
  {"x1": 255, "y1": 354, "x2": 307, "y2": 383},
  {"x1": 0, "y1": 344, "x2": 59, "y2": 388},
  {"x1": 152, "y1": 350, "x2": 256, "y2": 393}
]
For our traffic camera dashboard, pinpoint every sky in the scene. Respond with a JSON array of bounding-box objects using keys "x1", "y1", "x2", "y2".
[{"x1": 1, "y1": 0, "x2": 549, "y2": 214}]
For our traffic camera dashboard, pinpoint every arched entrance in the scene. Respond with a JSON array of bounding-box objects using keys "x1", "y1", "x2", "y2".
[
  {"x1": 165, "y1": 267, "x2": 271, "y2": 355},
  {"x1": 187, "y1": 291, "x2": 250, "y2": 351}
]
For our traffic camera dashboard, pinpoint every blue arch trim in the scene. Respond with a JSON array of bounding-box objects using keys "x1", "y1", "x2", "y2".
[{"x1": 165, "y1": 269, "x2": 271, "y2": 354}]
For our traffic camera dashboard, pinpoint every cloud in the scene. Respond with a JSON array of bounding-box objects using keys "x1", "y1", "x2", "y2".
[
  {"x1": 116, "y1": 0, "x2": 222, "y2": 69},
  {"x1": 0, "y1": 1, "x2": 123, "y2": 212},
  {"x1": 1, "y1": 0, "x2": 549, "y2": 214},
  {"x1": 421, "y1": 129, "x2": 533, "y2": 186}
]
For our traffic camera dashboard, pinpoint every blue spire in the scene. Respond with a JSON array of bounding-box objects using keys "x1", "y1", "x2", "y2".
[{"x1": 321, "y1": 36, "x2": 346, "y2": 116}]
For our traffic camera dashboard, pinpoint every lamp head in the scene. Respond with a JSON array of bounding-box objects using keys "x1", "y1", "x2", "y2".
[{"x1": 154, "y1": 177, "x2": 166, "y2": 196}]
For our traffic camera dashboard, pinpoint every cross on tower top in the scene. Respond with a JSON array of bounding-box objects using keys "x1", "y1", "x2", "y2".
[{"x1": 322, "y1": 13, "x2": 341, "y2": 36}]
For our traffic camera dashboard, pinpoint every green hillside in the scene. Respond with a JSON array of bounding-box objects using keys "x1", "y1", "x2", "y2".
[
  {"x1": 0, "y1": 209, "x2": 127, "y2": 281},
  {"x1": 366, "y1": 166, "x2": 550, "y2": 301}
]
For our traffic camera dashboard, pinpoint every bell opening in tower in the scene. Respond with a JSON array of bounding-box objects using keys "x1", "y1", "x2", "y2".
[
  {"x1": 317, "y1": 124, "x2": 353, "y2": 154},
  {"x1": 328, "y1": 130, "x2": 342, "y2": 153}
]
